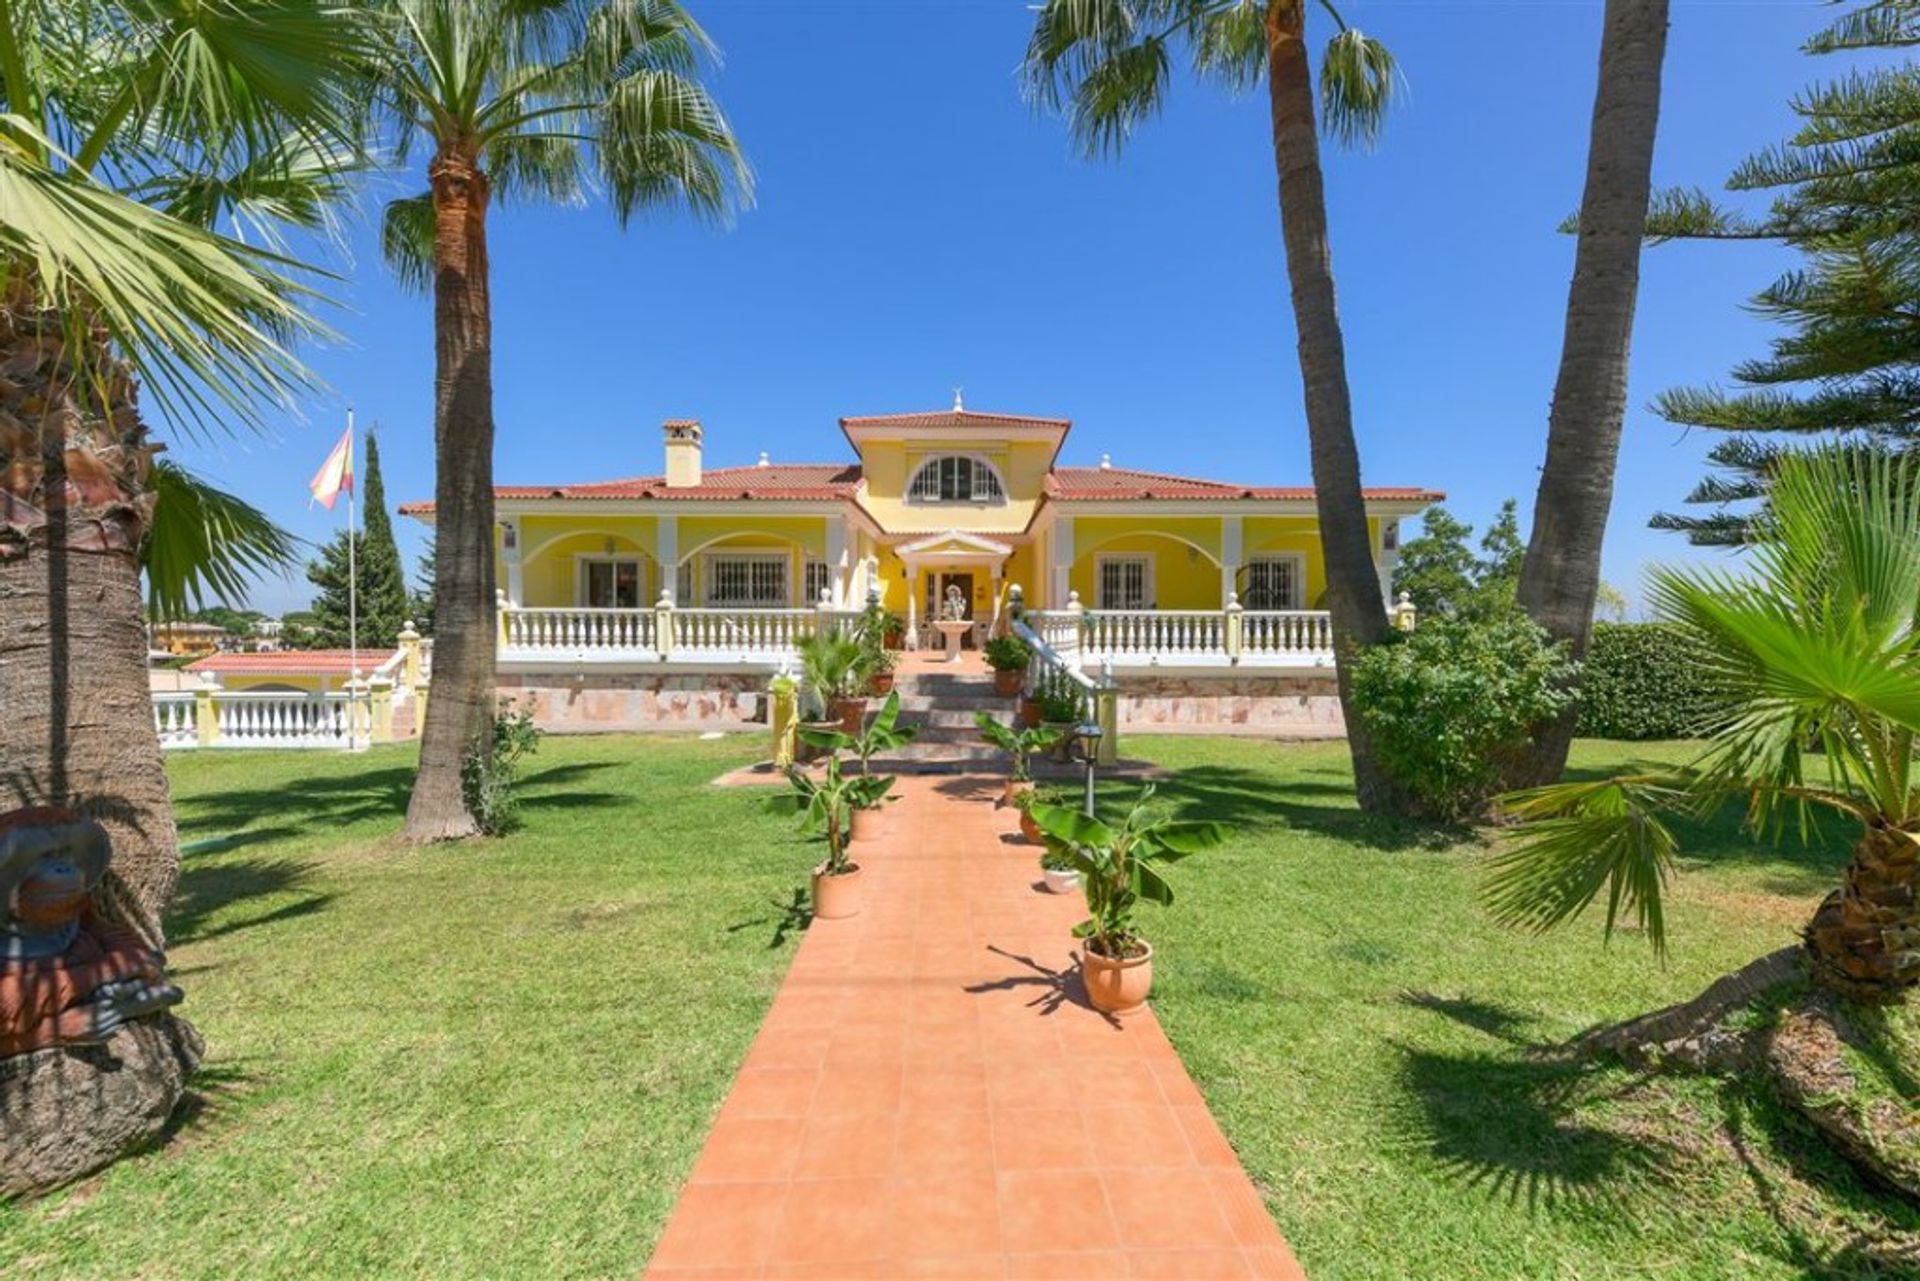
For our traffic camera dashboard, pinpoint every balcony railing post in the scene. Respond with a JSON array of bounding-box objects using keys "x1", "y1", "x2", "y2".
[
  {"x1": 816, "y1": 587, "x2": 836, "y2": 638},
  {"x1": 194, "y1": 675, "x2": 219, "y2": 747},
  {"x1": 1393, "y1": 591, "x2": 1418, "y2": 632},
  {"x1": 399, "y1": 619, "x2": 423, "y2": 686},
  {"x1": 656, "y1": 589, "x2": 676, "y2": 660},
  {"x1": 1061, "y1": 590, "x2": 1085, "y2": 674},
  {"x1": 1094, "y1": 658, "x2": 1119, "y2": 767},
  {"x1": 369, "y1": 675, "x2": 395, "y2": 744},
  {"x1": 496, "y1": 590, "x2": 510, "y2": 651},
  {"x1": 1223, "y1": 592, "x2": 1244, "y2": 663}
]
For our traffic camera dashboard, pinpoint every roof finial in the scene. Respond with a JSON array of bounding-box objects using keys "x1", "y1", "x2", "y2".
[
  {"x1": 757, "y1": 450, "x2": 770, "y2": 467},
  {"x1": 1099, "y1": 452, "x2": 1112, "y2": 470},
  {"x1": 952, "y1": 385, "x2": 964, "y2": 412}
]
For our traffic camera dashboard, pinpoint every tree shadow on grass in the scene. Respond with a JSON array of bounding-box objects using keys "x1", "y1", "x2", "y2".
[
  {"x1": 1390, "y1": 1042, "x2": 1674, "y2": 1214},
  {"x1": 1148, "y1": 764, "x2": 1469, "y2": 853},
  {"x1": 166, "y1": 855, "x2": 335, "y2": 947},
  {"x1": 726, "y1": 886, "x2": 813, "y2": 950},
  {"x1": 1399, "y1": 990, "x2": 1541, "y2": 1046},
  {"x1": 172, "y1": 766, "x2": 415, "y2": 841}
]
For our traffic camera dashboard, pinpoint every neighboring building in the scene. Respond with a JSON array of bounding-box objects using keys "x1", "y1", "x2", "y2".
[
  {"x1": 149, "y1": 620, "x2": 227, "y2": 658},
  {"x1": 249, "y1": 618, "x2": 287, "y2": 652},
  {"x1": 400, "y1": 403, "x2": 1441, "y2": 733}
]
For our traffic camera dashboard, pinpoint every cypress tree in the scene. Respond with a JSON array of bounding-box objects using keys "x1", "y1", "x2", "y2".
[
  {"x1": 1649, "y1": 2, "x2": 1920, "y2": 544},
  {"x1": 305, "y1": 431, "x2": 410, "y2": 649}
]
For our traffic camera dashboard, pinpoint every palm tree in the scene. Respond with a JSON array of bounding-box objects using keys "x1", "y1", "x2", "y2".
[
  {"x1": 0, "y1": 0, "x2": 365, "y2": 941},
  {"x1": 366, "y1": 0, "x2": 751, "y2": 841},
  {"x1": 1511, "y1": 0, "x2": 1671, "y2": 786},
  {"x1": 1022, "y1": 0, "x2": 1403, "y2": 807},
  {"x1": 1486, "y1": 449, "x2": 1920, "y2": 1002}
]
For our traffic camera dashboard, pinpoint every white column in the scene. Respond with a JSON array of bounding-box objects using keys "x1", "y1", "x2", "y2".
[
  {"x1": 656, "y1": 516, "x2": 679, "y2": 603},
  {"x1": 826, "y1": 516, "x2": 849, "y2": 609},
  {"x1": 990, "y1": 562, "x2": 1004, "y2": 634},
  {"x1": 1050, "y1": 516, "x2": 1074, "y2": 609},
  {"x1": 1375, "y1": 517, "x2": 1397, "y2": 611},
  {"x1": 501, "y1": 518, "x2": 524, "y2": 606},
  {"x1": 905, "y1": 561, "x2": 921, "y2": 649},
  {"x1": 1220, "y1": 515, "x2": 1243, "y2": 608}
]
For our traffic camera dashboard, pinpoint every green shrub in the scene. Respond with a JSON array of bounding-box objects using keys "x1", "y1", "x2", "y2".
[
  {"x1": 1352, "y1": 614, "x2": 1578, "y2": 822},
  {"x1": 983, "y1": 634, "x2": 1031, "y2": 671},
  {"x1": 462, "y1": 700, "x2": 543, "y2": 834},
  {"x1": 1577, "y1": 621, "x2": 1733, "y2": 740}
]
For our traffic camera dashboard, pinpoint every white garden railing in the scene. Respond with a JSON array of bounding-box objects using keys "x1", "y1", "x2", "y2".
[
  {"x1": 1241, "y1": 610, "x2": 1335, "y2": 660},
  {"x1": 1082, "y1": 609, "x2": 1227, "y2": 663},
  {"x1": 153, "y1": 693, "x2": 198, "y2": 748},
  {"x1": 495, "y1": 594, "x2": 861, "y2": 665},
  {"x1": 155, "y1": 690, "x2": 357, "y2": 750}
]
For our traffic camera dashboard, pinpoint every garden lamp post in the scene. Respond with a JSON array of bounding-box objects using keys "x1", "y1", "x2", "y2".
[{"x1": 1077, "y1": 719, "x2": 1103, "y2": 817}]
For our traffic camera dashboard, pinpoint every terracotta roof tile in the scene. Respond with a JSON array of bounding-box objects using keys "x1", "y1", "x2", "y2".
[
  {"x1": 1046, "y1": 467, "x2": 1443, "y2": 503},
  {"x1": 186, "y1": 649, "x2": 400, "y2": 676},
  {"x1": 399, "y1": 464, "x2": 863, "y2": 514},
  {"x1": 839, "y1": 408, "x2": 1070, "y2": 432}
]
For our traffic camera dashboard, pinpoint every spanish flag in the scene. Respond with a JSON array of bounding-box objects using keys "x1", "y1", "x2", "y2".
[{"x1": 308, "y1": 425, "x2": 354, "y2": 510}]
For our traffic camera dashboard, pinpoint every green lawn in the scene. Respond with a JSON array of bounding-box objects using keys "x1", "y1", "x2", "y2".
[{"x1": 1, "y1": 734, "x2": 1913, "y2": 1278}]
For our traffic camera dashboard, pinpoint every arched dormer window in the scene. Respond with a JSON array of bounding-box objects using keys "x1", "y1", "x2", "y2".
[{"x1": 907, "y1": 455, "x2": 1006, "y2": 504}]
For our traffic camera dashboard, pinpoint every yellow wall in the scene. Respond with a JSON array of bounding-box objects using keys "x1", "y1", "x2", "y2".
[
  {"x1": 1069, "y1": 532, "x2": 1221, "y2": 609},
  {"x1": 217, "y1": 672, "x2": 335, "y2": 694},
  {"x1": 1243, "y1": 516, "x2": 1340, "y2": 607},
  {"x1": 854, "y1": 438, "x2": 1051, "y2": 534},
  {"x1": 679, "y1": 523, "x2": 826, "y2": 606},
  {"x1": 521, "y1": 530, "x2": 656, "y2": 606}
]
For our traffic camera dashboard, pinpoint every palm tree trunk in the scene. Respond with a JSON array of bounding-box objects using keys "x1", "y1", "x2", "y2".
[
  {"x1": 0, "y1": 292, "x2": 176, "y2": 945},
  {"x1": 1511, "y1": 0, "x2": 1670, "y2": 788},
  {"x1": 1265, "y1": 4, "x2": 1399, "y2": 812},
  {"x1": 1805, "y1": 824, "x2": 1920, "y2": 1000},
  {"x1": 404, "y1": 148, "x2": 497, "y2": 842}
]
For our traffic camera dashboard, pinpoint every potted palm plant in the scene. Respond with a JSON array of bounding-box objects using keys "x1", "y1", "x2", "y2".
[
  {"x1": 983, "y1": 634, "x2": 1032, "y2": 697},
  {"x1": 810, "y1": 692, "x2": 916, "y2": 842},
  {"x1": 975, "y1": 712, "x2": 1063, "y2": 806},
  {"x1": 772, "y1": 753, "x2": 865, "y2": 920},
  {"x1": 1028, "y1": 786, "x2": 1225, "y2": 1015},
  {"x1": 798, "y1": 630, "x2": 866, "y2": 740}
]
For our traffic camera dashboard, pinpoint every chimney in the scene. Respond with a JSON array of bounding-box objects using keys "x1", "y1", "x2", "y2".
[{"x1": 663, "y1": 418, "x2": 703, "y2": 487}]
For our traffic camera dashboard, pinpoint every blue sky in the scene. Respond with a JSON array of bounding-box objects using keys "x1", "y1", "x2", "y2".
[{"x1": 167, "y1": 0, "x2": 1834, "y2": 616}]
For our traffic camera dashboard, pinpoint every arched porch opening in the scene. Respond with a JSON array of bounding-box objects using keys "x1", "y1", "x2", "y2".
[{"x1": 1071, "y1": 531, "x2": 1224, "y2": 610}]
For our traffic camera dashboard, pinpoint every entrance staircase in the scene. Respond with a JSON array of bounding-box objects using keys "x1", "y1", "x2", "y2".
[{"x1": 874, "y1": 665, "x2": 1017, "y2": 770}]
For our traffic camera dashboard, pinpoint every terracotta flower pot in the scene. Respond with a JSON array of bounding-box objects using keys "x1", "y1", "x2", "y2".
[
  {"x1": 1042, "y1": 866, "x2": 1081, "y2": 896},
  {"x1": 849, "y1": 805, "x2": 885, "y2": 843},
  {"x1": 812, "y1": 861, "x2": 864, "y2": 920},
  {"x1": 830, "y1": 696, "x2": 866, "y2": 739},
  {"x1": 1002, "y1": 777, "x2": 1033, "y2": 808},
  {"x1": 1019, "y1": 698, "x2": 1041, "y2": 729},
  {"x1": 1020, "y1": 810, "x2": 1042, "y2": 844},
  {"x1": 1080, "y1": 940, "x2": 1153, "y2": 1016},
  {"x1": 868, "y1": 670, "x2": 895, "y2": 696},
  {"x1": 993, "y1": 668, "x2": 1024, "y2": 698}
]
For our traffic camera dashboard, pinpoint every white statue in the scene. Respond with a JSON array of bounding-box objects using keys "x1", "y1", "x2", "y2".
[{"x1": 941, "y1": 584, "x2": 968, "y2": 622}]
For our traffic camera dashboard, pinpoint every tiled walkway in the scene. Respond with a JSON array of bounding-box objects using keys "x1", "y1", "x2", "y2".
[{"x1": 646, "y1": 775, "x2": 1306, "y2": 1280}]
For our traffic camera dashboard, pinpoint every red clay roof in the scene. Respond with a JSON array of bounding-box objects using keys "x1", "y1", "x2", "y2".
[
  {"x1": 1046, "y1": 466, "x2": 1444, "y2": 503},
  {"x1": 839, "y1": 408, "x2": 1071, "y2": 433},
  {"x1": 398, "y1": 464, "x2": 863, "y2": 514},
  {"x1": 186, "y1": 649, "x2": 399, "y2": 676}
]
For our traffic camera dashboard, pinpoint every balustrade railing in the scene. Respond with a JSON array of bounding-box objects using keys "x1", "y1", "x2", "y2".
[
  {"x1": 1242, "y1": 610, "x2": 1335, "y2": 659},
  {"x1": 673, "y1": 608, "x2": 817, "y2": 659},
  {"x1": 505, "y1": 606, "x2": 658, "y2": 654},
  {"x1": 1083, "y1": 610, "x2": 1227, "y2": 662},
  {"x1": 211, "y1": 693, "x2": 352, "y2": 748},
  {"x1": 153, "y1": 694, "x2": 198, "y2": 748}
]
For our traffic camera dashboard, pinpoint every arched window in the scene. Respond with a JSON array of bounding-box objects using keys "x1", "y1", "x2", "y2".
[{"x1": 907, "y1": 455, "x2": 1006, "y2": 504}]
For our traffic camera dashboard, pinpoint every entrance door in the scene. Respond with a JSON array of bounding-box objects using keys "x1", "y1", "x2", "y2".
[{"x1": 924, "y1": 571, "x2": 976, "y2": 647}]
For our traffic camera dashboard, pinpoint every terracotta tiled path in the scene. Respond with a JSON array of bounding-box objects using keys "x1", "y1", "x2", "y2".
[{"x1": 646, "y1": 775, "x2": 1306, "y2": 1280}]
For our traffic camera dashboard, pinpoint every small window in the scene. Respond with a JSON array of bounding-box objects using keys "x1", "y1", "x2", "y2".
[
  {"x1": 803, "y1": 559, "x2": 833, "y2": 604},
  {"x1": 707, "y1": 555, "x2": 789, "y2": 607},
  {"x1": 1243, "y1": 556, "x2": 1301, "y2": 610},
  {"x1": 581, "y1": 558, "x2": 643, "y2": 608},
  {"x1": 907, "y1": 455, "x2": 1006, "y2": 504},
  {"x1": 1097, "y1": 556, "x2": 1151, "y2": 610},
  {"x1": 674, "y1": 562, "x2": 693, "y2": 604}
]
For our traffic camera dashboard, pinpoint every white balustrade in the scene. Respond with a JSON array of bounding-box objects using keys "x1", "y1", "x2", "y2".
[
  {"x1": 1241, "y1": 611, "x2": 1335, "y2": 660},
  {"x1": 504, "y1": 606, "x2": 658, "y2": 655},
  {"x1": 153, "y1": 694, "x2": 198, "y2": 749},
  {"x1": 1083, "y1": 610, "x2": 1226, "y2": 663},
  {"x1": 211, "y1": 692, "x2": 351, "y2": 749},
  {"x1": 674, "y1": 608, "x2": 817, "y2": 660}
]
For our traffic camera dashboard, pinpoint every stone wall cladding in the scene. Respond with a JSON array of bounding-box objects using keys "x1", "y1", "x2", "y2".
[
  {"x1": 1113, "y1": 671, "x2": 1346, "y2": 736},
  {"x1": 498, "y1": 672, "x2": 768, "y2": 732}
]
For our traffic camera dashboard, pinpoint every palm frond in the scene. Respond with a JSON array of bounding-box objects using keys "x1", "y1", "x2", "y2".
[
  {"x1": 1484, "y1": 776, "x2": 1686, "y2": 955},
  {"x1": 143, "y1": 459, "x2": 301, "y2": 621},
  {"x1": 380, "y1": 190, "x2": 435, "y2": 295},
  {"x1": 1319, "y1": 27, "x2": 1397, "y2": 150}
]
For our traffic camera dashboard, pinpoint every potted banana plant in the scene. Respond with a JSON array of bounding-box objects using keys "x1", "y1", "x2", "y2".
[
  {"x1": 772, "y1": 752, "x2": 865, "y2": 920},
  {"x1": 974, "y1": 712, "x2": 1063, "y2": 806},
  {"x1": 1028, "y1": 786, "x2": 1225, "y2": 1016},
  {"x1": 806, "y1": 692, "x2": 916, "y2": 842}
]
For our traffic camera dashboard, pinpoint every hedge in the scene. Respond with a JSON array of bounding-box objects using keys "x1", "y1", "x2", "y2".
[{"x1": 1577, "y1": 622, "x2": 1735, "y2": 740}]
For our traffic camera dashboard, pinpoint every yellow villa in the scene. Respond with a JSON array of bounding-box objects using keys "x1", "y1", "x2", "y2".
[{"x1": 400, "y1": 403, "x2": 1440, "y2": 732}]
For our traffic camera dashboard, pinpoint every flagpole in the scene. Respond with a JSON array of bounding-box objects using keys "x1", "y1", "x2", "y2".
[{"x1": 347, "y1": 406, "x2": 359, "y2": 751}]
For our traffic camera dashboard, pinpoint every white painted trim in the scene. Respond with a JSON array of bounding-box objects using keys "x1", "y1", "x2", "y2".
[
  {"x1": 572, "y1": 554, "x2": 649, "y2": 608},
  {"x1": 702, "y1": 550, "x2": 792, "y2": 607},
  {"x1": 903, "y1": 453, "x2": 1011, "y2": 507},
  {"x1": 1243, "y1": 552, "x2": 1307, "y2": 610},
  {"x1": 1095, "y1": 553, "x2": 1155, "y2": 610}
]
